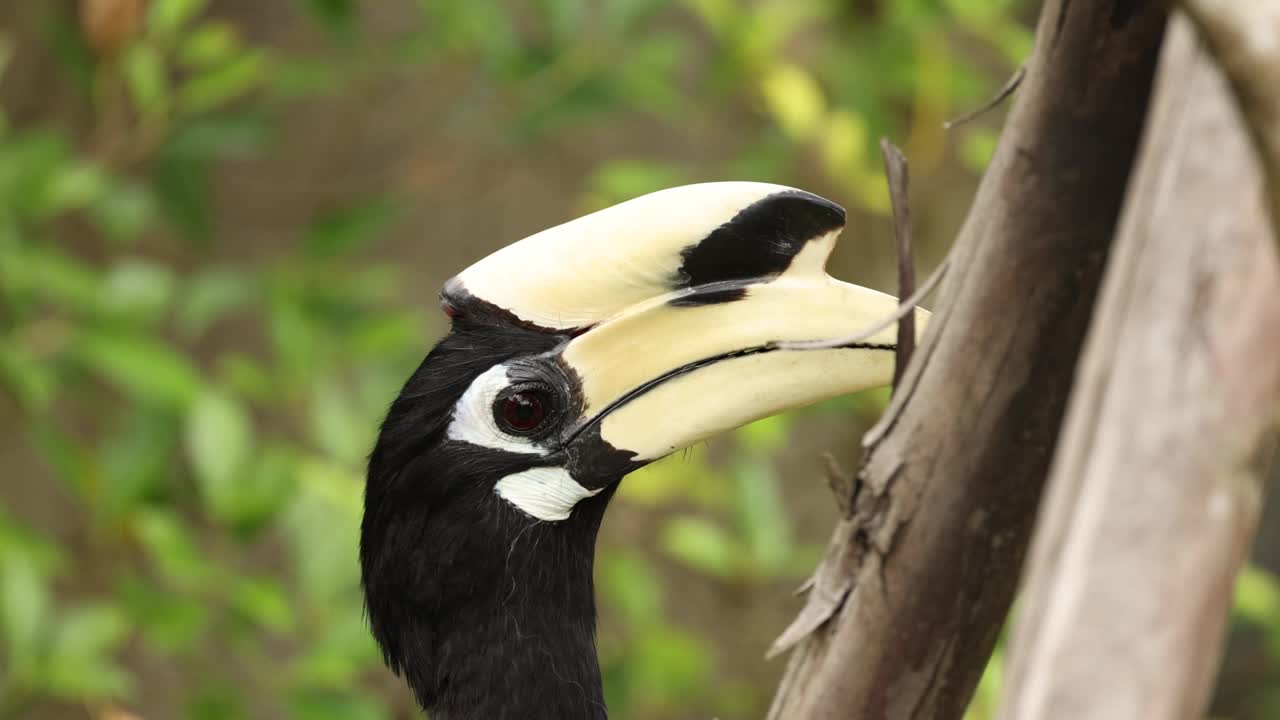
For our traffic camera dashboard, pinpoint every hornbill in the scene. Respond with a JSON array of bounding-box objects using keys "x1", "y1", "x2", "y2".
[{"x1": 361, "y1": 182, "x2": 923, "y2": 719}]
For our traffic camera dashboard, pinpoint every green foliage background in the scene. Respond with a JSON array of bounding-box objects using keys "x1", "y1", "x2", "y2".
[{"x1": 1, "y1": 1, "x2": 1276, "y2": 719}]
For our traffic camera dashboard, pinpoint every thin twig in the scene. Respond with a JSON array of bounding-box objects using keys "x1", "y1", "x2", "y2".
[
  {"x1": 944, "y1": 65, "x2": 1027, "y2": 130},
  {"x1": 880, "y1": 139, "x2": 916, "y2": 390},
  {"x1": 776, "y1": 256, "x2": 949, "y2": 352}
]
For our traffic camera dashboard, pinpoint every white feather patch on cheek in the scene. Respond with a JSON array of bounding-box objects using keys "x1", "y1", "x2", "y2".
[
  {"x1": 494, "y1": 467, "x2": 601, "y2": 521},
  {"x1": 447, "y1": 365, "x2": 546, "y2": 455}
]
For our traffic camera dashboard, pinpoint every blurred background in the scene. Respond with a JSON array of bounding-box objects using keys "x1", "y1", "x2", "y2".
[{"x1": 1, "y1": 1, "x2": 1277, "y2": 719}]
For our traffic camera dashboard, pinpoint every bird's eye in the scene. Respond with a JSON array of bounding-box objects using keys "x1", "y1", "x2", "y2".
[{"x1": 498, "y1": 390, "x2": 548, "y2": 434}]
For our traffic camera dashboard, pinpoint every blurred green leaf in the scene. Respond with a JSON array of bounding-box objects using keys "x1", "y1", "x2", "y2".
[
  {"x1": 232, "y1": 577, "x2": 295, "y2": 633},
  {"x1": 90, "y1": 182, "x2": 158, "y2": 243},
  {"x1": 735, "y1": 415, "x2": 790, "y2": 454},
  {"x1": 1236, "y1": 565, "x2": 1280, "y2": 628},
  {"x1": 179, "y1": 50, "x2": 269, "y2": 114},
  {"x1": 820, "y1": 109, "x2": 870, "y2": 178},
  {"x1": 217, "y1": 352, "x2": 275, "y2": 402},
  {"x1": 118, "y1": 575, "x2": 209, "y2": 652},
  {"x1": 289, "y1": 689, "x2": 390, "y2": 720},
  {"x1": 849, "y1": 386, "x2": 893, "y2": 419},
  {"x1": 599, "y1": 548, "x2": 663, "y2": 627},
  {"x1": 124, "y1": 42, "x2": 170, "y2": 117},
  {"x1": 659, "y1": 515, "x2": 739, "y2": 579},
  {"x1": 0, "y1": 342, "x2": 58, "y2": 411},
  {"x1": 238, "y1": 445, "x2": 300, "y2": 533},
  {"x1": 0, "y1": 129, "x2": 73, "y2": 218},
  {"x1": 41, "y1": 603, "x2": 133, "y2": 700},
  {"x1": 42, "y1": 162, "x2": 110, "y2": 215},
  {"x1": 186, "y1": 387, "x2": 254, "y2": 523},
  {"x1": 619, "y1": 449, "x2": 729, "y2": 509},
  {"x1": 101, "y1": 258, "x2": 177, "y2": 324},
  {"x1": 152, "y1": 151, "x2": 212, "y2": 241},
  {"x1": 179, "y1": 268, "x2": 256, "y2": 338},
  {"x1": 269, "y1": 295, "x2": 318, "y2": 380},
  {"x1": 133, "y1": 508, "x2": 213, "y2": 590},
  {"x1": 289, "y1": 611, "x2": 381, "y2": 687},
  {"x1": 0, "y1": 551, "x2": 51, "y2": 677},
  {"x1": 684, "y1": 0, "x2": 735, "y2": 37},
  {"x1": 761, "y1": 63, "x2": 826, "y2": 140},
  {"x1": 586, "y1": 160, "x2": 688, "y2": 208},
  {"x1": 308, "y1": 379, "x2": 371, "y2": 465},
  {"x1": 75, "y1": 330, "x2": 204, "y2": 408},
  {"x1": 149, "y1": 0, "x2": 211, "y2": 36},
  {"x1": 287, "y1": 459, "x2": 362, "y2": 601},
  {"x1": 102, "y1": 406, "x2": 180, "y2": 516},
  {"x1": 345, "y1": 310, "x2": 425, "y2": 359},
  {"x1": 732, "y1": 459, "x2": 791, "y2": 574},
  {"x1": 302, "y1": 197, "x2": 400, "y2": 259},
  {"x1": 960, "y1": 127, "x2": 999, "y2": 174},
  {"x1": 179, "y1": 21, "x2": 241, "y2": 68},
  {"x1": 627, "y1": 626, "x2": 714, "y2": 709},
  {"x1": 2, "y1": 244, "x2": 100, "y2": 311},
  {"x1": 29, "y1": 422, "x2": 97, "y2": 498}
]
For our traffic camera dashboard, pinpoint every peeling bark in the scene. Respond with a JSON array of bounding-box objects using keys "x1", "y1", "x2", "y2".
[
  {"x1": 996, "y1": 15, "x2": 1280, "y2": 720},
  {"x1": 766, "y1": 1, "x2": 1169, "y2": 717}
]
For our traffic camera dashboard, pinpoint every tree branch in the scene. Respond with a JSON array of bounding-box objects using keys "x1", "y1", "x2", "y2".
[
  {"x1": 881, "y1": 139, "x2": 916, "y2": 389},
  {"x1": 1181, "y1": 0, "x2": 1280, "y2": 238},
  {"x1": 996, "y1": 15, "x2": 1280, "y2": 719},
  {"x1": 766, "y1": 1, "x2": 1169, "y2": 717}
]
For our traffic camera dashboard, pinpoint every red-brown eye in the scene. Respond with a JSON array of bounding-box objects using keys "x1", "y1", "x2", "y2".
[{"x1": 500, "y1": 391, "x2": 546, "y2": 433}]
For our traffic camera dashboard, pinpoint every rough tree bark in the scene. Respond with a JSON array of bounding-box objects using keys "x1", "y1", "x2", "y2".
[
  {"x1": 765, "y1": 2, "x2": 1168, "y2": 718},
  {"x1": 995, "y1": 15, "x2": 1280, "y2": 720}
]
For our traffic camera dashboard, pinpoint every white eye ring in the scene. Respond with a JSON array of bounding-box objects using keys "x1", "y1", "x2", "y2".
[{"x1": 446, "y1": 365, "x2": 549, "y2": 455}]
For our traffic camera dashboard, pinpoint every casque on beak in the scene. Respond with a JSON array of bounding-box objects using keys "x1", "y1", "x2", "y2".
[{"x1": 445, "y1": 181, "x2": 927, "y2": 482}]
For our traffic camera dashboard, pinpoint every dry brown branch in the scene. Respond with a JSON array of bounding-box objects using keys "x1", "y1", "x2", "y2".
[
  {"x1": 1181, "y1": 0, "x2": 1280, "y2": 235},
  {"x1": 765, "y1": 1, "x2": 1170, "y2": 717},
  {"x1": 996, "y1": 16, "x2": 1280, "y2": 720},
  {"x1": 881, "y1": 139, "x2": 916, "y2": 389}
]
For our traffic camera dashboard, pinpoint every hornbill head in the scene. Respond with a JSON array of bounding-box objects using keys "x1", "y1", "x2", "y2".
[{"x1": 361, "y1": 182, "x2": 924, "y2": 719}]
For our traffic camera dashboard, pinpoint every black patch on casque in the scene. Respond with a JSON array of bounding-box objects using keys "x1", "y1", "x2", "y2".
[{"x1": 671, "y1": 189, "x2": 845, "y2": 307}]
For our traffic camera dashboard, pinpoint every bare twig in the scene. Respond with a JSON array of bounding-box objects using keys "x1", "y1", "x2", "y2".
[
  {"x1": 944, "y1": 65, "x2": 1027, "y2": 130},
  {"x1": 776, "y1": 256, "x2": 948, "y2": 352},
  {"x1": 880, "y1": 139, "x2": 916, "y2": 390}
]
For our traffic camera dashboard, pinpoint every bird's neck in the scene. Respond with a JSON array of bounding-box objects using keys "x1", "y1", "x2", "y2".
[
  {"x1": 365, "y1": 490, "x2": 615, "y2": 720},
  {"x1": 416, "y1": 558, "x2": 606, "y2": 720}
]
